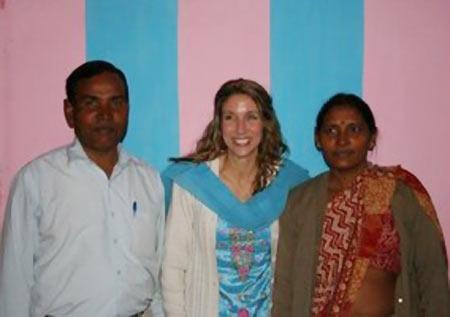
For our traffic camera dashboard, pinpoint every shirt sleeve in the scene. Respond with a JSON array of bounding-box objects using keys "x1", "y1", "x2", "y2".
[
  {"x1": 0, "y1": 170, "x2": 38, "y2": 317},
  {"x1": 402, "y1": 185, "x2": 450, "y2": 315},
  {"x1": 161, "y1": 183, "x2": 194, "y2": 317}
]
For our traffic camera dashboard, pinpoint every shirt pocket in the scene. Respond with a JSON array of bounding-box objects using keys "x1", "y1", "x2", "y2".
[{"x1": 129, "y1": 199, "x2": 161, "y2": 259}]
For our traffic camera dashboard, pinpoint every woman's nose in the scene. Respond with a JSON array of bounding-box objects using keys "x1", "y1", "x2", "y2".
[
  {"x1": 236, "y1": 119, "x2": 247, "y2": 133},
  {"x1": 336, "y1": 131, "x2": 349, "y2": 145}
]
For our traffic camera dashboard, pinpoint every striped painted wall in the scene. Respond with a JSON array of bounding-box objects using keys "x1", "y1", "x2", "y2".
[{"x1": 1, "y1": 1, "x2": 450, "y2": 259}]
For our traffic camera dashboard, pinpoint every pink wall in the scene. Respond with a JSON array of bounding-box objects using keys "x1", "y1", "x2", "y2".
[
  {"x1": 178, "y1": 0, "x2": 270, "y2": 154},
  {"x1": 0, "y1": 3, "x2": 6, "y2": 211},
  {"x1": 364, "y1": 0, "x2": 450, "y2": 250},
  {"x1": 1, "y1": 1, "x2": 449, "y2": 258},
  {"x1": 0, "y1": 0, "x2": 85, "y2": 225}
]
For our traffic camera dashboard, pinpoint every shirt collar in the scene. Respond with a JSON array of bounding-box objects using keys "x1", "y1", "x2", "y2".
[{"x1": 67, "y1": 138, "x2": 131, "y2": 168}]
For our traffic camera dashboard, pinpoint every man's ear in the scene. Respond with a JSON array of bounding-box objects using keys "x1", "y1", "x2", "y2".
[
  {"x1": 314, "y1": 134, "x2": 322, "y2": 151},
  {"x1": 64, "y1": 99, "x2": 75, "y2": 129}
]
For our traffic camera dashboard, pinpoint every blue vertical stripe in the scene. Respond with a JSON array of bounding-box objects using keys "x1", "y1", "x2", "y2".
[
  {"x1": 271, "y1": 0, "x2": 364, "y2": 175},
  {"x1": 86, "y1": 0, "x2": 178, "y2": 171}
]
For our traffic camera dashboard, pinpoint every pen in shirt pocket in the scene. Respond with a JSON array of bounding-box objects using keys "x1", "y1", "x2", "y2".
[{"x1": 132, "y1": 201, "x2": 138, "y2": 217}]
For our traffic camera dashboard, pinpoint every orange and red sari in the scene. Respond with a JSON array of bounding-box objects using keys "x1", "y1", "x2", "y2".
[{"x1": 311, "y1": 165, "x2": 445, "y2": 316}]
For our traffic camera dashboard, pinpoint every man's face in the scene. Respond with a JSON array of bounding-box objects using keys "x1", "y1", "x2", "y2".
[{"x1": 64, "y1": 72, "x2": 129, "y2": 158}]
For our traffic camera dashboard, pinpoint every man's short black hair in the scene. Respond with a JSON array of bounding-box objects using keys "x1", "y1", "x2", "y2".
[{"x1": 65, "y1": 60, "x2": 129, "y2": 103}]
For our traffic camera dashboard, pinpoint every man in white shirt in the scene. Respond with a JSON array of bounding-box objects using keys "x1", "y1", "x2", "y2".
[{"x1": 0, "y1": 60, "x2": 165, "y2": 317}]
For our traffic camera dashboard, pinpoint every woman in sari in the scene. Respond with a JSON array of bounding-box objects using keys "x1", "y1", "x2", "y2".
[
  {"x1": 272, "y1": 93, "x2": 450, "y2": 316},
  {"x1": 162, "y1": 78, "x2": 309, "y2": 317}
]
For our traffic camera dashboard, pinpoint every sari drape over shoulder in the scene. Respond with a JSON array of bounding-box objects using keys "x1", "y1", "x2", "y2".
[{"x1": 312, "y1": 165, "x2": 446, "y2": 316}]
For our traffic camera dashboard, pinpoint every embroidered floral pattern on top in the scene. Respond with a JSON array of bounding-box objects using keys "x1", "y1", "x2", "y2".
[
  {"x1": 238, "y1": 308, "x2": 250, "y2": 317},
  {"x1": 230, "y1": 228, "x2": 255, "y2": 281},
  {"x1": 216, "y1": 217, "x2": 272, "y2": 317}
]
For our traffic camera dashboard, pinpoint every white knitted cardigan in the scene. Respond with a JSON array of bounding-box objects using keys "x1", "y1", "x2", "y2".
[{"x1": 161, "y1": 159, "x2": 279, "y2": 317}]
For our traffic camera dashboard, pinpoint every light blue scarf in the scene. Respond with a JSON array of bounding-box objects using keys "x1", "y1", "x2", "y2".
[{"x1": 162, "y1": 159, "x2": 309, "y2": 230}]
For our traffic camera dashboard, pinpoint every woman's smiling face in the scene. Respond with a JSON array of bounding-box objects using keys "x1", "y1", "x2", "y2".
[{"x1": 221, "y1": 93, "x2": 263, "y2": 162}]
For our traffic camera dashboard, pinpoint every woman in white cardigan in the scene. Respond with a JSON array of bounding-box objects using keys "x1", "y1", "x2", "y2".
[{"x1": 162, "y1": 79, "x2": 309, "y2": 317}]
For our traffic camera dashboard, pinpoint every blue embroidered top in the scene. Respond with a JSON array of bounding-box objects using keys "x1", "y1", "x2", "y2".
[{"x1": 216, "y1": 218, "x2": 272, "y2": 317}]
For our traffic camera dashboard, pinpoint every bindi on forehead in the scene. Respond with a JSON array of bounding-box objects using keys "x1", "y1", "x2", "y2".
[{"x1": 326, "y1": 107, "x2": 363, "y2": 120}]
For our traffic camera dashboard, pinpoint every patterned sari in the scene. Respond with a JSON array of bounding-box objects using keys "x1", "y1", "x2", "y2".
[{"x1": 311, "y1": 165, "x2": 445, "y2": 316}]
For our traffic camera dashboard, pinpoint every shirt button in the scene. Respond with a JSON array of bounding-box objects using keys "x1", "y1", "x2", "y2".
[
  {"x1": 117, "y1": 270, "x2": 121, "y2": 275},
  {"x1": 111, "y1": 212, "x2": 115, "y2": 217},
  {"x1": 398, "y1": 297, "x2": 403, "y2": 303}
]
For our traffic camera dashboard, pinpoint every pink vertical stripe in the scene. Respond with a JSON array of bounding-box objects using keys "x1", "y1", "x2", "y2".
[
  {"x1": 0, "y1": 2, "x2": 7, "y2": 213},
  {"x1": 0, "y1": 0, "x2": 85, "y2": 224},
  {"x1": 178, "y1": 0, "x2": 270, "y2": 154},
  {"x1": 364, "y1": 0, "x2": 450, "y2": 253}
]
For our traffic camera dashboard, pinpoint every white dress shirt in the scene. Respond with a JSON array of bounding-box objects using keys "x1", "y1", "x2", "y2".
[{"x1": 0, "y1": 139, "x2": 165, "y2": 317}]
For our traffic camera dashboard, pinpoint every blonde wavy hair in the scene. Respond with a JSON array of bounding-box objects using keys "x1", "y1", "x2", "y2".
[{"x1": 172, "y1": 78, "x2": 288, "y2": 193}]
